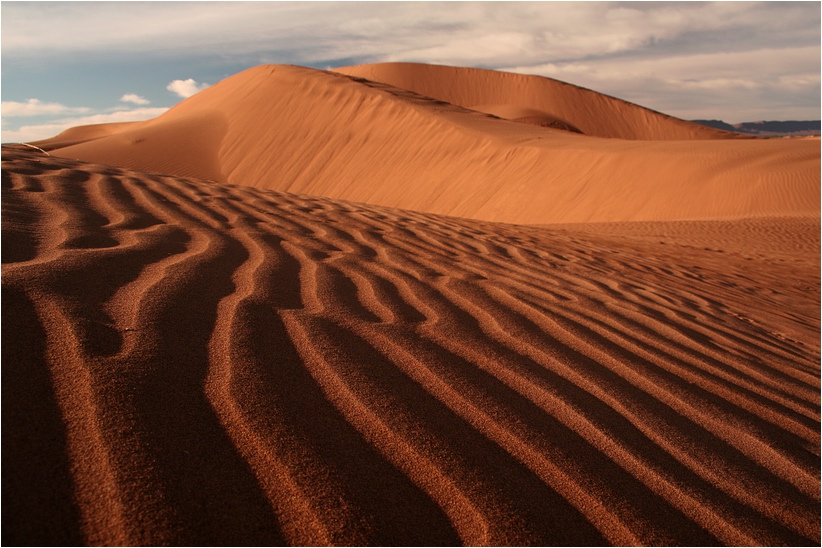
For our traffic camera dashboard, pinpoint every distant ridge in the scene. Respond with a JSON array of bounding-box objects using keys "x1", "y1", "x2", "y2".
[{"x1": 693, "y1": 119, "x2": 821, "y2": 136}]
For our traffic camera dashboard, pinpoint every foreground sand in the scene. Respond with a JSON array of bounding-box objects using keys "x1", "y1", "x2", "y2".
[{"x1": 3, "y1": 145, "x2": 819, "y2": 545}]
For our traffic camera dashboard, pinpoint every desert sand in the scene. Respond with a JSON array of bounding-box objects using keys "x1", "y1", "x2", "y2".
[{"x1": 3, "y1": 63, "x2": 820, "y2": 546}]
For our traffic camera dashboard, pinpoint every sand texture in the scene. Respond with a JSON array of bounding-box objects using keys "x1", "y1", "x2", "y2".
[
  {"x1": 3, "y1": 142, "x2": 819, "y2": 545},
  {"x1": 33, "y1": 64, "x2": 819, "y2": 225}
]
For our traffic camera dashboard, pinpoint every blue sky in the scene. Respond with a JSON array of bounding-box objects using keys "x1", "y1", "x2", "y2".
[{"x1": 3, "y1": 1, "x2": 820, "y2": 142}]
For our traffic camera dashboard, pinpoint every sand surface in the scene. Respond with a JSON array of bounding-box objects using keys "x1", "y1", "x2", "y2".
[
  {"x1": 4, "y1": 62, "x2": 821, "y2": 546},
  {"x1": 3, "y1": 144, "x2": 819, "y2": 545}
]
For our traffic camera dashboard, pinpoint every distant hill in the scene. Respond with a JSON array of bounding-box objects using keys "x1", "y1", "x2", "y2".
[{"x1": 692, "y1": 119, "x2": 821, "y2": 136}]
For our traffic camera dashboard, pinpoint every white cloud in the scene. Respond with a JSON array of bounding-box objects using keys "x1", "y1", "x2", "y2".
[
  {"x1": 120, "y1": 93, "x2": 150, "y2": 105},
  {"x1": 2, "y1": 98, "x2": 91, "y2": 117},
  {"x1": 166, "y1": 78, "x2": 209, "y2": 98},
  {"x1": 2, "y1": 107, "x2": 168, "y2": 143},
  {"x1": 3, "y1": 2, "x2": 815, "y2": 66},
  {"x1": 501, "y1": 46, "x2": 821, "y2": 123}
]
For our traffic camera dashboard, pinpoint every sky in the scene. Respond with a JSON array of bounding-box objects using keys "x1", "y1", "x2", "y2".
[{"x1": 2, "y1": 1, "x2": 820, "y2": 142}]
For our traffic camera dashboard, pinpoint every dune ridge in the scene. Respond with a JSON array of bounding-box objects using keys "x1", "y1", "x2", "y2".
[
  {"x1": 333, "y1": 62, "x2": 732, "y2": 141},
  {"x1": 3, "y1": 146, "x2": 819, "y2": 545},
  {"x1": 32, "y1": 64, "x2": 820, "y2": 225}
]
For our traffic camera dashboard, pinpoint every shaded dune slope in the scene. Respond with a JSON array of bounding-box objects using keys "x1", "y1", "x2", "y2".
[
  {"x1": 34, "y1": 64, "x2": 820, "y2": 225},
  {"x1": 3, "y1": 147, "x2": 819, "y2": 545}
]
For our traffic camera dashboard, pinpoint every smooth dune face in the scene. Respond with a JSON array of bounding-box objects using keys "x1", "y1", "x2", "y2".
[
  {"x1": 3, "y1": 146, "x2": 820, "y2": 546},
  {"x1": 34, "y1": 64, "x2": 820, "y2": 225}
]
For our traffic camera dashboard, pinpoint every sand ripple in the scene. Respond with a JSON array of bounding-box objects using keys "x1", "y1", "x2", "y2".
[{"x1": 3, "y1": 146, "x2": 819, "y2": 545}]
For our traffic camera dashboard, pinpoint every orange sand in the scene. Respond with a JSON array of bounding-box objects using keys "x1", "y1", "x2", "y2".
[{"x1": 4, "y1": 62, "x2": 820, "y2": 546}]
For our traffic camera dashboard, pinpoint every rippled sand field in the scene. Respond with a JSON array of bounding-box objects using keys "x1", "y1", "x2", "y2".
[{"x1": 4, "y1": 146, "x2": 819, "y2": 545}]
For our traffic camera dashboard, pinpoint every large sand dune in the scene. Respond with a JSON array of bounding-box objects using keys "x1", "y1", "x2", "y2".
[
  {"x1": 33, "y1": 64, "x2": 820, "y2": 224},
  {"x1": 3, "y1": 146, "x2": 819, "y2": 545}
]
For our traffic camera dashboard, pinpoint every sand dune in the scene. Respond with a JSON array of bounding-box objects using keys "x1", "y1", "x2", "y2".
[
  {"x1": 333, "y1": 62, "x2": 732, "y2": 141},
  {"x1": 32, "y1": 64, "x2": 820, "y2": 224},
  {"x1": 3, "y1": 145, "x2": 819, "y2": 545}
]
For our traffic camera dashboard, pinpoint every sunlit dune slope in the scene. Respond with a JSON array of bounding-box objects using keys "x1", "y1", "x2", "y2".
[
  {"x1": 3, "y1": 147, "x2": 819, "y2": 545},
  {"x1": 34, "y1": 64, "x2": 820, "y2": 224}
]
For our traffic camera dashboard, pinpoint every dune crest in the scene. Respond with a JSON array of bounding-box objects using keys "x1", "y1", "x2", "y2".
[
  {"x1": 30, "y1": 63, "x2": 819, "y2": 225},
  {"x1": 334, "y1": 62, "x2": 731, "y2": 141}
]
